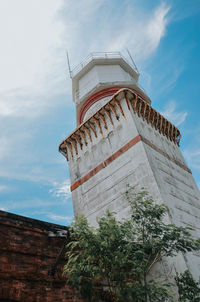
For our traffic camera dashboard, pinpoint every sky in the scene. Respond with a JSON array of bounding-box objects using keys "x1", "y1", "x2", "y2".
[{"x1": 0, "y1": 0, "x2": 200, "y2": 225}]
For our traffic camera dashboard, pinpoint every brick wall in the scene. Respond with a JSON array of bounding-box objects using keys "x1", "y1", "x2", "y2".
[{"x1": 0, "y1": 211, "x2": 83, "y2": 302}]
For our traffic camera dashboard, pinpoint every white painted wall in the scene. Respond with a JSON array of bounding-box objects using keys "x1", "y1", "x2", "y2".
[
  {"x1": 97, "y1": 65, "x2": 134, "y2": 83},
  {"x1": 78, "y1": 65, "x2": 137, "y2": 100},
  {"x1": 68, "y1": 95, "x2": 200, "y2": 281},
  {"x1": 134, "y1": 116, "x2": 200, "y2": 279},
  {"x1": 79, "y1": 66, "x2": 99, "y2": 100}
]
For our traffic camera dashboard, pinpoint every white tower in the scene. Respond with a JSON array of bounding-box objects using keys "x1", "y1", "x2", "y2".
[{"x1": 59, "y1": 52, "x2": 200, "y2": 279}]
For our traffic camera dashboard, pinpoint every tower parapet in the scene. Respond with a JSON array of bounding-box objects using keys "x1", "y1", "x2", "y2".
[{"x1": 60, "y1": 88, "x2": 181, "y2": 161}]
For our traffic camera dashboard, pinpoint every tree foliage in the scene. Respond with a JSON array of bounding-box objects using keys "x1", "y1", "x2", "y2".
[
  {"x1": 63, "y1": 187, "x2": 200, "y2": 302},
  {"x1": 175, "y1": 270, "x2": 200, "y2": 302}
]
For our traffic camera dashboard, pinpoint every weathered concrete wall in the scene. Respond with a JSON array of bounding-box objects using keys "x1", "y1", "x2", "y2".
[
  {"x1": 78, "y1": 64, "x2": 137, "y2": 101},
  {"x1": 68, "y1": 94, "x2": 167, "y2": 223},
  {"x1": 134, "y1": 115, "x2": 200, "y2": 280},
  {"x1": 0, "y1": 211, "x2": 84, "y2": 302},
  {"x1": 66, "y1": 91, "x2": 200, "y2": 280}
]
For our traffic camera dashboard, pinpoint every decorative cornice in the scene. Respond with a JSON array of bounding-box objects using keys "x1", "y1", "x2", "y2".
[{"x1": 59, "y1": 88, "x2": 181, "y2": 160}]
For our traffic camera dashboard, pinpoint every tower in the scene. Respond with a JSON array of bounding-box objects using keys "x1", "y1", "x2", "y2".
[{"x1": 59, "y1": 52, "x2": 200, "y2": 279}]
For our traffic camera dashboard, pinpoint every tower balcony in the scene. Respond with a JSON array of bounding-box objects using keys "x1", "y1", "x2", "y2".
[
  {"x1": 71, "y1": 52, "x2": 151, "y2": 125},
  {"x1": 71, "y1": 52, "x2": 141, "y2": 103},
  {"x1": 71, "y1": 52, "x2": 139, "y2": 79}
]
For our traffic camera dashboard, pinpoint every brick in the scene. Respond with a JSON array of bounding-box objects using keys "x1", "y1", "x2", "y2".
[{"x1": 0, "y1": 211, "x2": 85, "y2": 302}]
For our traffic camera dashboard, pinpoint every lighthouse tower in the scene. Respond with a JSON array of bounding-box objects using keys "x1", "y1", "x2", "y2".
[{"x1": 59, "y1": 52, "x2": 200, "y2": 279}]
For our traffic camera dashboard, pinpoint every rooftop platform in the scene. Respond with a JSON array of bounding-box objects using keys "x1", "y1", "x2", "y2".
[{"x1": 71, "y1": 52, "x2": 139, "y2": 79}]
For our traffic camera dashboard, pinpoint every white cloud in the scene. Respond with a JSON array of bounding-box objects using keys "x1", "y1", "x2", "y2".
[
  {"x1": 0, "y1": 1, "x2": 172, "y2": 195},
  {"x1": 0, "y1": 0, "x2": 67, "y2": 119},
  {"x1": 61, "y1": 1, "x2": 170, "y2": 66},
  {"x1": 145, "y1": 3, "x2": 170, "y2": 54},
  {"x1": 2, "y1": 198, "x2": 60, "y2": 211},
  {"x1": 0, "y1": 207, "x2": 8, "y2": 211},
  {"x1": 49, "y1": 179, "x2": 71, "y2": 201},
  {"x1": 0, "y1": 1, "x2": 171, "y2": 120},
  {"x1": 47, "y1": 213, "x2": 73, "y2": 223},
  {"x1": 0, "y1": 136, "x2": 12, "y2": 160},
  {"x1": 108, "y1": 3, "x2": 169, "y2": 60},
  {"x1": 160, "y1": 101, "x2": 188, "y2": 126},
  {"x1": 0, "y1": 185, "x2": 9, "y2": 193},
  {"x1": 0, "y1": 0, "x2": 171, "y2": 120},
  {"x1": 0, "y1": 87, "x2": 62, "y2": 118},
  {"x1": 0, "y1": 0, "x2": 63, "y2": 91}
]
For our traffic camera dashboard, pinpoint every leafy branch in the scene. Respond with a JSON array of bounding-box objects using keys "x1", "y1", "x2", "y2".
[{"x1": 63, "y1": 186, "x2": 200, "y2": 302}]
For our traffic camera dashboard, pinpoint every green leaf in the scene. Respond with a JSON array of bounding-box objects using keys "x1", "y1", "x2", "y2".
[{"x1": 63, "y1": 186, "x2": 200, "y2": 302}]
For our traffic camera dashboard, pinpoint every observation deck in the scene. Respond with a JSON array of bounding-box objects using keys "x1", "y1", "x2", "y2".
[{"x1": 71, "y1": 52, "x2": 139, "y2": 79}]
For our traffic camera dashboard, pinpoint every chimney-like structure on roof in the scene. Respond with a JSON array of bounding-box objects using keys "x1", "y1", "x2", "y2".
[{"x1": 59, "y1": 52, "x2": 200, "y2": 280}]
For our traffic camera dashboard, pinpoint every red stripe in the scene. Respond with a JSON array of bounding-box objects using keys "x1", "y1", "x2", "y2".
[
  {"x1": 70, "y1": 135, "x2": 141, "y2": 191},
  {"x1": 70, "y1": 135, "x2": 191, "y2": 192}
]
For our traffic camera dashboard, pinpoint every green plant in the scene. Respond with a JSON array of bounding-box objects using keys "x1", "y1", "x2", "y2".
[
  {"x1": 175, "y1": 270, "x2": 200, "y2": 302},
  {"x1": 63, "y1": 187, "x2": 200, "y2": 302}
]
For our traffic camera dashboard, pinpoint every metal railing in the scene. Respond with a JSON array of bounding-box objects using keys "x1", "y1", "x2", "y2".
[{"x1": 71, "y1": 52, "x2": 138, "y2": 78}]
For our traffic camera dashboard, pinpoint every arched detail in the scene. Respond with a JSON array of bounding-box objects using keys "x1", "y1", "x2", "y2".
[
  {"x1": 79, "y1": 86, "x2": 122, "y2": 124},
  {"x1": 79, "y1": 86, "x2": 148, "y2": 124}
]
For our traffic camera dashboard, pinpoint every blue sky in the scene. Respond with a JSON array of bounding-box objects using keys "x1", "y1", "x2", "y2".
[{"x1": 0, "y1": 0, "x2": 200, "y2": 225}]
